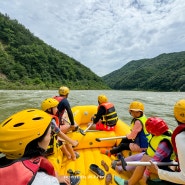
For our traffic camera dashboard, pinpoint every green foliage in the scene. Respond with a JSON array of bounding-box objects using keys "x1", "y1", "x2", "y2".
[
  {"x1": 1, "y1": 12, "x2": 184, "y2": 92},
  {"x1": 102, "y1": 52, "x2": 185, "y2": 92},
  {"x1": 0, "y1": 13, "x2": 109, "y2": 90}
]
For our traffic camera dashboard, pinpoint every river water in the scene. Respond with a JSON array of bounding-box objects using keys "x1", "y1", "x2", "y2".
[{"x1": 0, "y1": 90, "x2": 185, "y2": 130}]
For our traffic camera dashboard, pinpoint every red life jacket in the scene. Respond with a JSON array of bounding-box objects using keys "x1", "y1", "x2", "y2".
[
  {"x1": 172, "y1": 124, "x2": 185, "y2": 157},
  {"x1": 0, "y1": 156, "x2": 55, "y2": 185},
  {"x1": 53, "y1": 96, "x2": 64, "y2": 102},
  {"x1": 171, "y1": 124, "x2": 185, "y2": 171},
  {"x1": 53, "y1": 96, "x2": 65, "y2": 125}
]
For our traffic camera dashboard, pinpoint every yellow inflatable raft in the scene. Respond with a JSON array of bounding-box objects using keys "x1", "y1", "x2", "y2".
[{"x1": 51, "y1": 105, "x2": 143, "y2": 185}]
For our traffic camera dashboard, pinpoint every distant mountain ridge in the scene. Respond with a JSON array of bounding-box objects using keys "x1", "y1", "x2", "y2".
[
  {"x1": 0, "y1": 12, "x2": 109, "y2": 90},
  {"x1": 102, "y1": 51, "x2": 185, "y2": 91},
  {"x1": 1, "y1": 12, "x2": 185, "y2": 91}
]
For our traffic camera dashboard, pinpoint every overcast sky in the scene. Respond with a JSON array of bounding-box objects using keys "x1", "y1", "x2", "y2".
[{"x1": 0, "y1": 0, "x2": 185, "y2": 76}]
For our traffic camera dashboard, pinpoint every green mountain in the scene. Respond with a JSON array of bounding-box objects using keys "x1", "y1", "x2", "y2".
[
  {"x1": 1, "y1": 13, "x2": 184, "y2": 92},
  {"x1": 102, "y1": 51, "x2": 185, "y2": 92},
  {"x1": 0, "y1": 13, "x2": 109, "y2": 90}
]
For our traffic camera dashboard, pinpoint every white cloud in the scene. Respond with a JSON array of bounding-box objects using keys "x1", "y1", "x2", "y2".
[{"x1": 0, "y1": 0, "x2": 185, "y2": 76}]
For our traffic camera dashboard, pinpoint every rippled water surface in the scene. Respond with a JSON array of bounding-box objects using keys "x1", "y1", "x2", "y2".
[{"x1": 0, "y1": 90, "x2": 185, "y2": 130}]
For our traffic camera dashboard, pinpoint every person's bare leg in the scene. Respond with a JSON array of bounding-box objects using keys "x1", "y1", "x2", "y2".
[
  {"x1": 128, "y1": 154, "x2": 150, "y2": 185},
  {"x1": 65, "y1": 143, "x2": 76, "y2": 160},
  {"x1": 128, "y1": 165, "x2": 146, "y2": 185},
  {"x1": 60, "y1": 124, "x2": 71, "y2": 134},
  {"x1": 61, "y1": 145, "x2": 71, "y2": 159}
]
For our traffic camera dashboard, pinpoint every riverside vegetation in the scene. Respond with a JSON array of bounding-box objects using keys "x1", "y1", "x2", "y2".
[{"x1": 0, "y1": 13, "x2": 185, "y2": 91}]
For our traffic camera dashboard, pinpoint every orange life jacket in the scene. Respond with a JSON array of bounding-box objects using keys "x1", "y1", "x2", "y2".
[{"x1": 98, "y1": 102, "x2": 118, "y2": 126}]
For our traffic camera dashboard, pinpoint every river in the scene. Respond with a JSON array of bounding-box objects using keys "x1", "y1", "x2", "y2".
[{"x1": 0, "y1": 90, "x2": 185, "y2": 130}]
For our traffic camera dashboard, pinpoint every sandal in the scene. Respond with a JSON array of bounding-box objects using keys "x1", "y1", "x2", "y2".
[
  {"x1": 105, "y1": 173, "x2": 112, "y2": 185},
  {"x1": 101, "y1": 160, "x2": 109, "y2": 172},
  {"x1": 89, "y1": 164, "x2": 105, "y2": 179},
  {"x1": 67, "y1": 169, "x2": 81, "y2": 176}
]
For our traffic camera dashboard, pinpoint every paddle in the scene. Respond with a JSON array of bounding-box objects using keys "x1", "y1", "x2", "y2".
[
  {"x1": 117, "y1": 154, "x2": 178, "y2": 171},
  {"x1": 79, "y1": 122, "x2": 94, "y2": 136},
  {"x1": 62, "y1": 117, "x2": 95, "y2": 136},
  {"x1": 125, "y1": 161, "x2": 178, "y2": 166},
  {"x1": 96, "y1": 136, "x2": 127, "y2": 142}
]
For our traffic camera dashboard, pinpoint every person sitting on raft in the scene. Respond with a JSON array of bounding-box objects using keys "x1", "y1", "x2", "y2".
[
  {"x1": 114, "y1": 117, "x2": 175, "y2": 185},
  {"x1": 88, "y1": 94, "x2": 118, "y2": 131},
  {"x1": 101, "y1": 101, "x2": 151, "y2": 156}
]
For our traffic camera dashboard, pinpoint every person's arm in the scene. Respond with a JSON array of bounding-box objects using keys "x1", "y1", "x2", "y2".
[
  {"x1": 32, "y1": 172, "x2": 61, "y2": 185},
  {"x1": 32, "y1": 172, "x2": 70, "y2": 185},
  {"x1": 57, "y1": 131, "x2": 78, "y2": 147},
  {"x1": 62, "y1": 99, "x2": 75, "y2": 126},
  {"x1": 144, "y1": 140, "x2": 172, "y2": 178},
  {"x1": 93, "y1": 106, "x2": 106, "y2": 124},
  {"x1": 126, "y1": 120, "x2": 142, "y2": 140},
  {"x1": 157, "y1": 132, "x2": 185, "y2": 184},
  {"x1": 51, "y1": 119, "x2": 78, "y2": 147}
]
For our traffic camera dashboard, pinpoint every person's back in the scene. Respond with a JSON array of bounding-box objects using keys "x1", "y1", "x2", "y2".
[
  {"x1": 89, "y1": 94, "x2": 118, "y2": 131},
  {"x1": 55, "y1": 86, "x2": 78, "y2": 132}
]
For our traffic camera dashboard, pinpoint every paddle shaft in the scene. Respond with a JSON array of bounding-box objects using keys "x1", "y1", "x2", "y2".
[
  {"x1": 79, "y1": 122, "x2": 94, "y2": 135},
  {"x1": 96, "y1": 136, "x2": 127, "y2": 142},
  {"x1": 126, "y1": 161, "x2": 178, "y2": 166}
]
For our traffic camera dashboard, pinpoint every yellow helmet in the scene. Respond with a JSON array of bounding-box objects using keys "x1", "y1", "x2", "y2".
[
  {"x1": 129, "y1": 101, "x2": 144, "y2": 112},
  {"x1": 174, "y1": 99, "x2": 185, "y2": 123},
  {"x1": 98, "y1": 94, "x2": 108, "y2": 104},
  {"x1": 41, "y1": 98, "x2": 59, "y2": 112},
  {"x1": 59, "y1": 86, "x2": 70, "y2": 96},
  {"x1": 0, "y1": 109, "x2": 52, "y2": 159}
]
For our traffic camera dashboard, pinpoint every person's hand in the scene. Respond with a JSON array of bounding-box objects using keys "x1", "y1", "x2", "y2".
[
  {"x1": 147, "y1": 160, "x2": 159, "y2": 174},
  {"x1": 91, "y1": 116, "x2": 94, "y2": 121},
  {"x1": 57, "y1": 175, "x2": 70, "y2": 185},
  {"x1": 141, "y1": 153, "x2": 151, "y2": 161},
  {"x1": 70, "y1": 125, "x2": 78, "y2": 132},
  {"x1": 71, "y1": 140, "x2": 79, "y2": 147}
]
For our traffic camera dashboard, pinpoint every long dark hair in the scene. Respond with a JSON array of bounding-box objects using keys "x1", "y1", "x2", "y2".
[{"x1": 23, "y1": 124, "x2": 51, "y2": 158}]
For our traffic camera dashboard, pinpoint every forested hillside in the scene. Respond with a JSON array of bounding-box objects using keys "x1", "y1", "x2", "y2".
[
  {"x1": 0, "y1": 13, "x2": 109, "y2": 90},
  {"x1": 102, "y1": 51, "x2": 185, "y2": 92},
  {"x1": 1, "y1": 13, "x2": 184, "y2": 92}
]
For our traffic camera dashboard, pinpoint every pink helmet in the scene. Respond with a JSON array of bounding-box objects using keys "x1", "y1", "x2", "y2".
[{"x1": 145, "y1": 117, "x2": 169, "y2": 136}]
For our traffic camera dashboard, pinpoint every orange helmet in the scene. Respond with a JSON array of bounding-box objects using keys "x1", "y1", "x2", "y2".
[{"x1": 145, "y1": 117, "x2": 169, "y2": 136}]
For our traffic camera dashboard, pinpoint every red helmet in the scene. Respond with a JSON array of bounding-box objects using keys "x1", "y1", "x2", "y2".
[{"x1": 145, "y1": 117, "x2": 169, "y2": 136}]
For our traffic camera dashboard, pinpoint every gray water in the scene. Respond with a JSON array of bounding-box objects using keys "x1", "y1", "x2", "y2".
[{"x1": 0, "y1": 90, "x2": 185, "y2": 130}]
